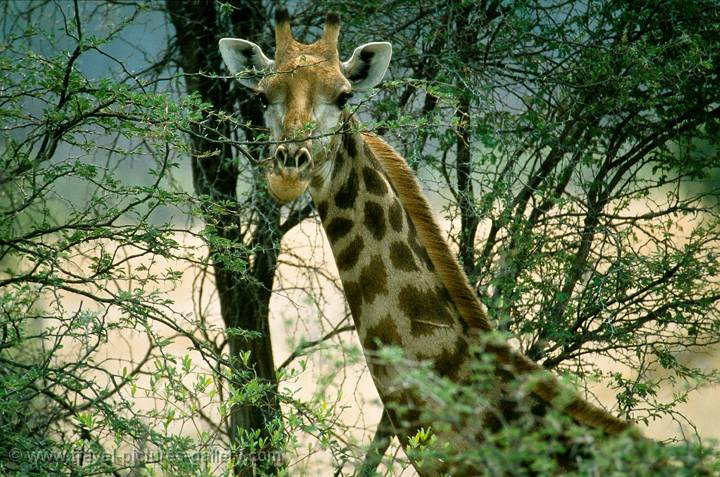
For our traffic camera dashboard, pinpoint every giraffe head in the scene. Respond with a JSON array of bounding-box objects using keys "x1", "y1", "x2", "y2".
[{"x1": 219, "y1": 10, "x2": 391, "y2": 203}]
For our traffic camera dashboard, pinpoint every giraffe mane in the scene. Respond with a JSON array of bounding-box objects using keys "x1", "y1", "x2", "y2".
[{"x1": 362, "y1": 132, "x2": 636, "y2": 436}]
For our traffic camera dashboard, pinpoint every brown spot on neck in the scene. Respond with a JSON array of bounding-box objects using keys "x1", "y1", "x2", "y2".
[
  {"x1": 326, "y1": 217, "x2": 353, "y2": 242},
  {"x1": 334, "y1": 168, "x2": 359, "y2": 209},
  {"x1": 362, "y1": 166, "x2": 388, "y2": 196},
  {"x1": 359, "y1": 255, "x2": 388, "y2": 304},
  {"x1": 343, "y1": 280, "x2": 363, "y2": 319},
  {"x1": 344, "y1": 131, "x2": 358, "y2": 158},
  {"x1": 317, "y1": 201, "x2": 328, "y2": 222},
  {"x1": 432, "y1": 337, "x2": 469, "y2": 381},
  {"x1": 407, "y1": 214, "x2": 434, "y2": 271},
  {"x1": 331, "y1": 151, "x2": 346, "y2": 180},
  {"x1": 398, "y1": 284, "x2": 455, "y2": 336},
  {"x1": 388, "y1": 198, "x2": 403, "y2": 232},
  {"x1": 389, "y1": 241, "x2": 419, "y2": 272},
  {"x1": 363, "y1": 201, "x2": 386, "y2": 241},
  {"x1": 364, "y1": 315, "x2": 403, "y2": 351},
  {"x1": 337, "y1": 235, "x2": 364, "y2": 271}
]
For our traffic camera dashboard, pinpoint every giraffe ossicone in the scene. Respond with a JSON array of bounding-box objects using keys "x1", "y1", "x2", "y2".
[{"x1": 219, "y1": 9, "x2": 640, "y2": 475}]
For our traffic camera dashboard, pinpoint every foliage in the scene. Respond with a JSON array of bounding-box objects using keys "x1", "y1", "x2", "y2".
[
  {"x1": 0, "y1": 2, "x2": 238, "y2": 475},
  {"x1": 0, "y1": 0, "x2": 719, "y2": 476},
  {"x1": 318, "y1": 0, "x2": 720, "y2": 433}
]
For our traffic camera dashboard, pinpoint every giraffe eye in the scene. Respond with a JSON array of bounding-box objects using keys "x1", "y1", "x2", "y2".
[
  {"x1": 336, "y1": 91, "x2": 353, "y2": 109},
  {"x1": 257, "y1": 92, "x2": 269, "y2": 109}
]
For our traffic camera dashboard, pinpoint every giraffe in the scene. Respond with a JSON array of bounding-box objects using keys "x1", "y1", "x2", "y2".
[{"x1": 219, "y1": 10, "x2": 639, "y2": 475}]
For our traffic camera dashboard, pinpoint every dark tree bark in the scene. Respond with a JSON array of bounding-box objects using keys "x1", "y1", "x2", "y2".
[
  {"x1": 453, "y1": 3, "x2": 503, "y2": 281},
  {"x1": 455, "y1": 90, "x2": 479, "y2": 280},
  {"x1": 167, "y1": 1, "x2": 281, "y2": 475}
]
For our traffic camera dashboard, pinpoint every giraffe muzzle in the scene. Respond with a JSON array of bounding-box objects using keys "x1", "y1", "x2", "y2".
[{"x1": 266, "y1": 144, "x2": 313, "y2": 203}]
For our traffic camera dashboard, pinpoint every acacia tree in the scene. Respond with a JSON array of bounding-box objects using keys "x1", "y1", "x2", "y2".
[
  {"x1": 0, "y1": 1, "x2": 213, "y2": 475},
  {"x1": 166, "y1": 2, "x2": 286, "y2": 474},
  {"x1": 320, "y1": 0, "x2": 720, "y2": 419}
]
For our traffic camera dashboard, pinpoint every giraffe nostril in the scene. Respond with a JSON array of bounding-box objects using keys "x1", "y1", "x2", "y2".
[
  {"x1": 295, "y1": 149, "x2": 311, "y2": 168},
  {"x1": 274, "y1": 145, "x2": 288, "y2": 167}
]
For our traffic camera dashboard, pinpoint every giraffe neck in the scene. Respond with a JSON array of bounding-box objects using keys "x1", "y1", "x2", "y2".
[
  {"x1": 307, "y1": 126, "x2": 484, "y2": 474},
  {"x1": 310, "y1": 128, "x2": 472, "y2": 380},
  {"x1": 306, "y1": 121, "x2": 633, "y2": 474}
]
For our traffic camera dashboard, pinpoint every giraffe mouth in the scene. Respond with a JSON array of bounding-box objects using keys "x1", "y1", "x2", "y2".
[{"x1": 266, "y1": 162, "x2": 313, "y2": 203}]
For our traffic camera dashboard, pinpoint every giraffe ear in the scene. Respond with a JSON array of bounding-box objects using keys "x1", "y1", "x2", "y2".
[
  {"x1": 219, "y1": 38, "x2": 274, "y2": 89},
  {"x1": 342, "y1": 42, "x2": 392, "y2": 91}
]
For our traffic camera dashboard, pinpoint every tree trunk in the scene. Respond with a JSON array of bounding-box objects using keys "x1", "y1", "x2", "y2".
[
  {"x1": 456, "y1": 91, "x2": 479, "y2": 280},
  {"x1": 167, "y1": 1, "x2": 282, "y2": 475}
]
